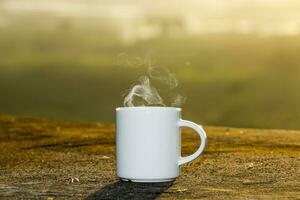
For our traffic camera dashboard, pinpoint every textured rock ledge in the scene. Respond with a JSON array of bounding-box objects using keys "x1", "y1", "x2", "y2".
[{"x1": 0, "y1": 115, "x2": 299, "y2": 199}]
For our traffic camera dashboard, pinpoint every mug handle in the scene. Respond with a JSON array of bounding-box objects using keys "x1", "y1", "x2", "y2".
[{"x1": 178, "y1": 119, "x2": 207, "y2": 165}]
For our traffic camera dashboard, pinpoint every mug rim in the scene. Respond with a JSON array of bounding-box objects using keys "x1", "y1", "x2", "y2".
[{"x1": 116, "y1": 106, "x2": 181, "y2": 111}]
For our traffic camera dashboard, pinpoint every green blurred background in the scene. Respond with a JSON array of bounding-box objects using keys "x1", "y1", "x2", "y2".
[{"x1": 0, "y1": 0, "x2": 300, "y2": 130}]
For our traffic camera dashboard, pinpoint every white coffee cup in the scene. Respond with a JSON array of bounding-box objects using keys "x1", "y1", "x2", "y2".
[{"x1": 116, "y1": 107, "x2": 207, "y2": 183}]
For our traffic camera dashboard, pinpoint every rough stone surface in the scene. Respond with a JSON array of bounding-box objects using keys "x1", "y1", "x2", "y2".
[{"x1": 0, "y1": 115, "x2": 299, "y2": 199}]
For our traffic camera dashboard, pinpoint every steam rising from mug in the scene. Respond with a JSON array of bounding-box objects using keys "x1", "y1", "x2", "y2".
[
  {"x1": 124, "y1": 76, "x2": 165, "y2": 107},
  {"x1": 119, "y1": 52, "x2": 186, "y2": 107}
]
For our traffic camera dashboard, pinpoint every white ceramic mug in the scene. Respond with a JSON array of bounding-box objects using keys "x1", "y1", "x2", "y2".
[{"x1": 116, "y1": 107, "x2": 207, "y2": 182}]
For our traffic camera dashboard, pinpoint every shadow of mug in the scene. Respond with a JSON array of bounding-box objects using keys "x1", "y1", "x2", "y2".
[{"x1": 86, "y1": 180, "x2": 174, "y2": 200}]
